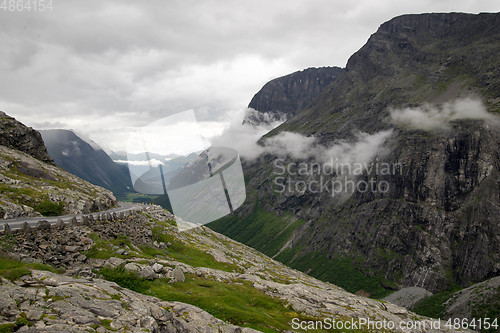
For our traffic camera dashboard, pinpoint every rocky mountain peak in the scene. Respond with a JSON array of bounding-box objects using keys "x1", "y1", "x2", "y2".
[
  {"x1": 0, "y1": 111, "x2": 53, "y2": 164},
  {"x1": 244, "y1": 66, "x2": 344, "y2": 125}
]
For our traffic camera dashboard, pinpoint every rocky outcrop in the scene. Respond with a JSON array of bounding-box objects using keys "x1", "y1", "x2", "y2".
[
  {"x1": 442, "y1": 275, "x2": 500, "y2": 321},
  {"x1": 0, "y1": 112, "x2": 53, "y2": 163},
  {"x1": 244, "y1": 67, "x2": 344, "y2": 125},
  {"x1": 0, "y1": 112, "x2": 116, "y2": 218},
  {"x1": 281, "y1": 12, "x2": 500, "y2": 139}
]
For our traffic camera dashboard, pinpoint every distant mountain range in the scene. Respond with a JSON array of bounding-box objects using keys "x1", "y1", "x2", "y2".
[
  {"x1": 40, "y1": 129, "x2": 198, "y2": 201},
  {"x1": 110, "y1": 151, "x2": 197, "y2": 195}
]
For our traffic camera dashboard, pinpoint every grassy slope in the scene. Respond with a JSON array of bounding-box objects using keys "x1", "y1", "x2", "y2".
[
  {"x1": 209, "y1": 203, "x2": 305, "y2": 258},
  {"x1": 210, "y1": 202, "x2": 393, "y2": 298},
  {"x1": 276, "y1": 249, "x2": 392, "y2": 299},
  {"x1": 0, "y1": 255, "x2": 59, "y2": 281}
]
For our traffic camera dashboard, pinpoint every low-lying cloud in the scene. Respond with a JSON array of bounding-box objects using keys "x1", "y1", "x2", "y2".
[
  {"x1": 389, "y1": 97, "x2": 498, "y2": 130},
  {"x1": 210, "y1": 109, "x2": 393, "y2": 166},
  {"x1": 264, "y1": 130, "x2": 393, "y2": 165},
  {"x1": 209, "y1": 109, "x2": 284, "y2": 160}
]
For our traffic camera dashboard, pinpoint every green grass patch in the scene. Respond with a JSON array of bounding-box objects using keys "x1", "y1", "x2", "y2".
[
  {"x1": 84, "y1": 229, "x2": 240, "y2": 272},
  {"x1": 14, "y1": 313, "x2": 32, "y2": 328},
  {"x1": 118, "y1": 192, "x2": 159, "y2": 204},
  {"x1": 98, "y1": 318, "x2": 115, "y2": 331},
  {"x1": 138, "y1": 245, "x2": 165, "y2": 258},
  {"x1": 6, "y1": 268, "x2": 31, "y2": 281},
  {"x1": 0, "y1": 234, "x2": 15, "y2": 251},
  {"x1": 210, "y1": 203, "x2": 393, "y2": 298},
  {"x1": 83, "y1": 233, "x2": 133, "y2": 260},
  {"x1": 276, "y1": 250, "x2": 392, "y2": 299},
  {"x1": 33, "y1": 199, "x2": 65, "y2": 217},
  {"x1": 411, "y1": 289, "x2": 460, "y2": 319},
  {"x1": 0, "y1": 324, "x2": 16, "y2": 333},
  {"x1": 111, "y1": 234, "x2": 133, "y2": 248},
  {"x1": 0, "y1": 255, "x2": 59, "y2": 281}
]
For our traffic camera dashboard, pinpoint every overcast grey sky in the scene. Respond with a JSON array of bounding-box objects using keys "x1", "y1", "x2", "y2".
[{"x1": 0, "y1": 0, "x2": 498, "y2": 152}]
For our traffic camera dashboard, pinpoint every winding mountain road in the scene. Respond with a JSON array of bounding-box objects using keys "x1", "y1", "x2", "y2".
[{"x1": 0, "y1": 202, "x2": 143, "y2": 231}]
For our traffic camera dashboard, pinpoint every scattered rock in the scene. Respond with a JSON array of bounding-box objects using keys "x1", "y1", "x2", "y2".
[
  {"x1": 105, "y1": 257, "x2": 125, "y2": 268},
  {"x1": 151, "y1": 263, "x2": 164, "y2": 274},
  {"x1": 69, "y1": 217, "x2": 78, "y2": 226},
  {"x1": 172, "y1": 266, "x2": 185, "y2": 283},
  {"x1": 115, "y1": 248, "x2": 128, "y2": 256}
]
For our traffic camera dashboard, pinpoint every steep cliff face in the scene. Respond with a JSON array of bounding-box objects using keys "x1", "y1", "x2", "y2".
[
  {"x1": 210, "y1": 12, "x2": 500, "y2": 298},
  {"x1": 0, "y1": 112, "x2": 53, "y2": 163},
  {"x1": 244, "y1": 67, "x2": 344, "y2": 125}
]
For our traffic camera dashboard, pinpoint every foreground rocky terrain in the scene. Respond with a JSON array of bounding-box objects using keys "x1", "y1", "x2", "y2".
[{"x1": 0, "y1": 205, "x2": 468, "y2": 332}]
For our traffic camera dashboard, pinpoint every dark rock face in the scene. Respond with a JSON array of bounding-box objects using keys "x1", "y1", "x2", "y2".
[
  {"x1": 40, "y1": 129, "x2": 132, "y2": 197},
  {"x1": 211, "y1": 12, "x2": 500, "y2": 295},
  {"x1": 244, "y1": 67, "x2": 344, "y2": 125},
  {"x1": 0, "y1": 111, "x2": 53, "y2": 163}
]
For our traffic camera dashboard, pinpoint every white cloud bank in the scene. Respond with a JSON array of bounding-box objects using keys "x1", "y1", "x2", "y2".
[
  {"x1": 210, "y1": 109, "x2": 393, "y2": 165},
  {"x1": 264, "y1": 130, "x2": 393, "y2": 166},
  {"x1": 390, "y1": 97, "x2": 499, "y2": 130}
]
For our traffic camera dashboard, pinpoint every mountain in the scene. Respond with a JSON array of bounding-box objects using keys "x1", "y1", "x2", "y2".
[
  {"x1": 0, "y1": 114, "x2": 116, "y2": 218},
  {"x1": 210, "y1": 11, "x2": 500, "y2": 308},
  {"x1": 40, "y1": 129, "x2": 132, "y2": 197},
  {"x1": 244, "y1": 66, "x2": 344, "y2": 125}
]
